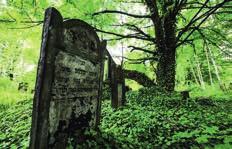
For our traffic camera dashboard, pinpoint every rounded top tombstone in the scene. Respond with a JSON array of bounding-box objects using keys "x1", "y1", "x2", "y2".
[
  {"x1": 63, "y1": 19, "x2": 101, "y2": 63},
  {"x1": 30, "y1": 7, "x2": 106, "y2": 149}
]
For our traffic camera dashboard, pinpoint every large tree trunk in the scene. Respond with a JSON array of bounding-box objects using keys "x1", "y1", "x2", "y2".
[
  {"x1": 156, "y1": 12, "x2": 177, "y2": 92},
  {"x1": 145, "y1": 0, "x2": 177, "y2": 92},
  {"x1": 156, "y1": 47, "x2": 176, "y2": 91}
]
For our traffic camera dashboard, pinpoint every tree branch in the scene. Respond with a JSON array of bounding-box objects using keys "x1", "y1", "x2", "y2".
[
  {"x1": 177, "y1": 0, "x2": 231, "y2": 47},
  {"x1": 112, "y1": 23, "x2": 155, "y2": 41},
  {"x1": 145, "y1": 0, "x2": 160, "y2": 22},
  {"x1": 113, "y1": 55, "x2": 158, "y2": 63},
  {"x1": 95, "y1": 28, "x2": 155, "y2": 42},
  {"x1": 177, "y1": 0, "x2": 210, "y2": 40},
  {"x1": 173, "y1": 0, "x2": 188, "y2": 15},
  {"x1": 93, "y1": 10, "x2": 151, "y2": 18},
  {"x1": 8, "y1": 22, "x2": 42, "y2": 29},
  {"x1": 0, "y1": 19, "x2": 16, "y2": 23},
  {"x1": 197, "y1": 28, "x2": 232, "y2": 57},
  {"x1": 128, "y1": 46, "x2": 156, "y2": 54}
]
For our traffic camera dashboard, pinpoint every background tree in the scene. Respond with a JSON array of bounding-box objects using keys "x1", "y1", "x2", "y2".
[
  {"x1": 0, "y1": 0, "x2": 113, "y2": 103},
  {"x1": 93, "y1": 0, "x2": 232, "y2": 91}
]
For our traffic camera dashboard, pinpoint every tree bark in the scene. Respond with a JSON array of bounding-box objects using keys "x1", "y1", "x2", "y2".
[
  {"x1": 156, "y1": 11, "x2": 177, "y2": 92},
  {"x1": 156, "y1": 48, "x2": 176, "y2": 91}
]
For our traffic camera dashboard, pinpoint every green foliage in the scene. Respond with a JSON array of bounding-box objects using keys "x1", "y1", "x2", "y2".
[
  {"x1": 0, "y1": 0, "x2": 113, "y2": 103},
  {"x1": 190, "y1": 84, "x2": 232, "y2": 100},
  {"x1": 95, "y1": 89, "x2": 232, "y2": 148},
  {"x1": 0, "y1": 99, "x2": 32, "y2": 148},
  {"x1": 124, "y1": 52, "x2": 155, "y2": 80},
  {"x1": 1, "y1": 88, "x2": 231, "y2": 148},
  {"x1": 0, "y1": 77, "x2": 33, "y2": 105}
]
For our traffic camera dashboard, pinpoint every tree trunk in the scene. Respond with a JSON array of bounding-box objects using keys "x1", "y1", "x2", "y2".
[
  {"x1": 145, "y1": 0, "x2": 177, "y2": 92},
  {"x1": 156, "y1": 13, "x2": 176, "y2": 92},
  {"x1": 156, "y1": 49, "x2": 176, "y2": 91},
  {"x1": 190, "y1": 62, "x2": 200, "y2": 85},
  {"x1": 205, "y1": 46, "x2": 213, "y2": 85},
  {"x1": 207, "y1": 47, "x2": 226, "y2": 90},
  {"x1": 194, "y1": 54, "x2": 205, "y2": 89},
  {"x1": 208, "y1": 48, "x2": 221, "y2": 84}
]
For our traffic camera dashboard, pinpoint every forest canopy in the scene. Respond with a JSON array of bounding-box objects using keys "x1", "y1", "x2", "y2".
[{"x1": 0, "y1": 0, "x2": 232, "y2": 93}]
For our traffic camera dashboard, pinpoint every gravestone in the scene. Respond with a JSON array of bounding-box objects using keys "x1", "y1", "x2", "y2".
[
  {"x1": 106, "y1": 50, "x2": 126, "y2": 108},
  {"x1": 30, "y1": 7, "x2": 105, "y2": 149},
  {"x1": 112, "y1": 65, "x2": 126, "y2": 107}
]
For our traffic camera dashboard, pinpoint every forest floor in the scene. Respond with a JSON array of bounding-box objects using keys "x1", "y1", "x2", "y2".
[{"x1": 0, "y1": 87, "x2": 232, "y2": 148}]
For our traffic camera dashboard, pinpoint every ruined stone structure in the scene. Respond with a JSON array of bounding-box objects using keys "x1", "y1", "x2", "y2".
[{"x1": 106, "y1": 50, "x2": 126, "y2": 108}]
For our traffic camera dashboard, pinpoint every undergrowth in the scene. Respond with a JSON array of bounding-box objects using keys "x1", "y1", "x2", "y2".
[
  {"x1": 0, "y1": 87, "x2": 232, "y2": 148},
  {"x1": 0, "y1": 77, "x2": 33, "y2": 105}
]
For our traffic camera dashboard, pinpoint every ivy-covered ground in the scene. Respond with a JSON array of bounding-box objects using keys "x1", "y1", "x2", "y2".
[{"x1": 0, "y1": 87, "x2": 232, "y2": 148}]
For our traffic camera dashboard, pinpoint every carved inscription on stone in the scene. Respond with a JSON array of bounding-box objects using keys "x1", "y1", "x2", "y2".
[
  {"x1": 48, "y1": 51, "x2": 100, "y2": 144},
  {"x1": 52, "y1": 51, "x2": 99, "y2": 98}
]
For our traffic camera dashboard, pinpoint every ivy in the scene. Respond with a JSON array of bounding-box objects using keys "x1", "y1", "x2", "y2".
[{"x1": 0, "y1": 87, "x2": 232, "y2": 148}]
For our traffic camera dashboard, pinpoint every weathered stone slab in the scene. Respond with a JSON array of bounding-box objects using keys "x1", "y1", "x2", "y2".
[
  {"x1": 106, "y1": 51, "x2": 126, "y2": 108},
  {"x1": 30, "y1": 7, "x2": 105, "y2": 149}
]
